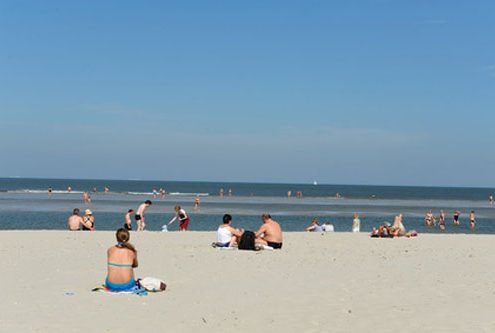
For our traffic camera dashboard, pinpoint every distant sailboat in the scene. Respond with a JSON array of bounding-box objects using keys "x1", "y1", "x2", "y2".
[{"x1": 313, "y1": 181, "x2": 318, "y2": 186}]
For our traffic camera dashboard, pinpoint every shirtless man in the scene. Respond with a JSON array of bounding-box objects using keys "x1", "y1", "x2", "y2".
[
  {"x1": 124, "y1": 209, "x2": 134, "y2": 231},
  {"x1": 255, "y1": 213, "x2": 283, "y2": 249},
  {"x1": 67, "y1": 208, "x2": 83, "y2": 231},
  {"x1": 135, "y1": 200, "x2": 152, "y2": 231}
]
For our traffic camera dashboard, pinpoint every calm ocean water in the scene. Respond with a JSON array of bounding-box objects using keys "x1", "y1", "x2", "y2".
[{"x1": 1, "y1": 178, "x2": 494, "y2": 234}]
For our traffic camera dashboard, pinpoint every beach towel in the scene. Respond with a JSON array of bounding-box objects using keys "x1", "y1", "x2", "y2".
[{"x1": 91, "y1": 284, "x2": 148, "y2": 296}]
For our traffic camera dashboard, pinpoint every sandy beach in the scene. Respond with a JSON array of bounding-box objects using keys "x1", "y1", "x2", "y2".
[{"x1": 1, "y1": 231, "x2": 494, "y2": 332}]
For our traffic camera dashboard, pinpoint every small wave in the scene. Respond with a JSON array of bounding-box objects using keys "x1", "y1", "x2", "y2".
[
  {"x1": 168, "y1": 192, "x2": 209, "y2": 197},
  {"x1": 8, "y1": 189, "x2": 84, "y2": 194},
  {"x1": 127, "y1": 191, "x2": 209, "y2": 197}
]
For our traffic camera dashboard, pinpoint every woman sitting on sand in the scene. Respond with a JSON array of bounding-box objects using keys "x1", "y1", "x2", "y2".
[
  {"x1": 213, "y1": 214, "x2": 244, "y2": 248},
  {"x1": 82, "y1": 209, "x2": 95, "y2": 231},
  {"x1": 106, "y1": 228, "x2": 138, "y2": 291}
]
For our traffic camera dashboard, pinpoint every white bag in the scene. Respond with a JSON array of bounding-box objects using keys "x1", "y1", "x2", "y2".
[{"x1": 138, "y1": 277, "x2": 167, "y2": 292}]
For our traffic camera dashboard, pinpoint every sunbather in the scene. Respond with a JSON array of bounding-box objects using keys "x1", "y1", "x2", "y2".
[{"x1": 105, "y1": 228, "x2": 138, "y2": 291}]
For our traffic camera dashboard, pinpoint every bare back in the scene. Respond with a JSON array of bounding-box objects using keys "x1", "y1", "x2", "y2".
[
  {"x1": 257, "y1": 219, "x2": 283, "y2": 243},
  {"x1": 67, "y1": 215, "x2": 82, "y2": 230},
  {"x1": 107, "y1": 246, "x2": 137, "y2": 284},
  {"x1": 137, "y1": 204, "x2": 146, "y2": 216}
]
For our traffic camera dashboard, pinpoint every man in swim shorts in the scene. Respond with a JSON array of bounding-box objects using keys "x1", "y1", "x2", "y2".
[
  {"x1": 135, "y1": 200, "x2": 152, "y2": 231},
  {"x1": 255, "y1": 213, "x2": 283, "y2": 249}
]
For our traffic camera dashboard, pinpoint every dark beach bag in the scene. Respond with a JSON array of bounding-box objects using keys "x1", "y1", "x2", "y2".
[{"x1": 238, "y1": 231, "x2": 256, "y2": 250}]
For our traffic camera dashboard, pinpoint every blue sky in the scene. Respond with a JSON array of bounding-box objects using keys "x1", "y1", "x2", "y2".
[{"x1": 0, "y1": 1, "x2": 494, "y2": 186}]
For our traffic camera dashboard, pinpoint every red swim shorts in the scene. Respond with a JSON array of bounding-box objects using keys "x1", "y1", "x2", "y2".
[{"x1": 179, "y1": 218, "x2": 190, "y2": 230}]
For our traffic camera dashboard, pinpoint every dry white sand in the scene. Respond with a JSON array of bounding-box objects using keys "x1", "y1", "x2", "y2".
[{"x1": 1, "y1": 231, "x2": 494, "y2": 332}]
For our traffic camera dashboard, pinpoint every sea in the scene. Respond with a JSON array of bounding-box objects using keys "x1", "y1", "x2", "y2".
[{"x1": 1, "y1": 178, "x2": 494, "y2": 234}]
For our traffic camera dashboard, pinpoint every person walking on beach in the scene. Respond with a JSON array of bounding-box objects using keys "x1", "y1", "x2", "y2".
[
  {"x1": 124, "y1": 209, "x2": 134, "y2": 231},
  {"x1": 82, "y1": 209, "x2": 95, "y2": 231},
  {"x1": 352, "y1": 213, "x2": 361, "y2": 232},
  {"x1": 453, "y1": 210, "x2": 461, "y2": 225},
  {"x1": 219, "y1": 188, "x2": 224, "y2": 197},
  {"x1": 469, "y1": 210, "x2": 476, "y2": 230},
  {"x1": 255, "y1": 213, "x2": 283, "y2": 249},
  {"x1": 167, "y1": 205, "x2": 190, "y2": 231},
  {"x1": 439, "y1": 209, "x2": 446, "y2": 231},
  {"x1": 135, "y1": 200, "x2": 152, "y2": 231},
  {"x1": 67, "y1": 208, "x2": 83, "y2": 231}
]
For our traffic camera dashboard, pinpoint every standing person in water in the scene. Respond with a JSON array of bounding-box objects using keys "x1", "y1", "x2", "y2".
[
  {"x1": 352, "y1": 213, "x2": 361, "y2": 232},
  {"x1": 489, "y1": 195, "x2": 494, "y2": 206},
  {"x1": 105, "y1": 228, "x2": 139, "y2": 291},
  {"x1": 453, "y1": 210, "x2": 461, "y2": 225},
  {"x1": 124, "y1": 209, "x2": 134, "y2": 231},
  {"x1": 135, "y1": 200, "x2": 152, "y2": 231},
  {"x1": 48, "y1": 186, "x2": 53, "y2": 197},
  {"x1": 469, "y1": 210, "x2": 476, "y2": 230},
  {"x1": 167, "y1": 205, "x2": 190, "y2": 231},
  {"x1": 439, "y1": 209, "x2": 446, "y2": 231},
  {"x1": 194, "y1": 196, "x2": 201, "y2": 210}
]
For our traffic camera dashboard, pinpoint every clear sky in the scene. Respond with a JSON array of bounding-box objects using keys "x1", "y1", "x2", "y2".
[{"x1": 0, "y1": 1, "x2": 494, "y2": 186}]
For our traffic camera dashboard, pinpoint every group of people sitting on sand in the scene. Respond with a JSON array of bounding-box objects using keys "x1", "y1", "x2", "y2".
[
  {"x1": 213, "y1": 213, "x2": 283, "y2": 250},
  {"x1": 370, "y1": 214, "x2": 417, "y2": 238},
  {"x1": 103, "y1": 213, "x2": 283, "y2": 292}
]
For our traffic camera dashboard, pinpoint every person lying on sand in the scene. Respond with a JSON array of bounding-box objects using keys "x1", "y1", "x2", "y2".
[
  {"x1": 371, "y1": 216, "x2": 417, "y2": 238},
  {"x1": 105, "y1": 228, "x2": 139, "y2": 292},
  {"x1": 212, "y1": 214, "x2": 244, "y2": 248},
  {"x1": 255, "y1": 213, "x2": 283, "y2": 249},
  {"x1": 306, "y1": 218, "x2": 323, "y2": 232}
]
